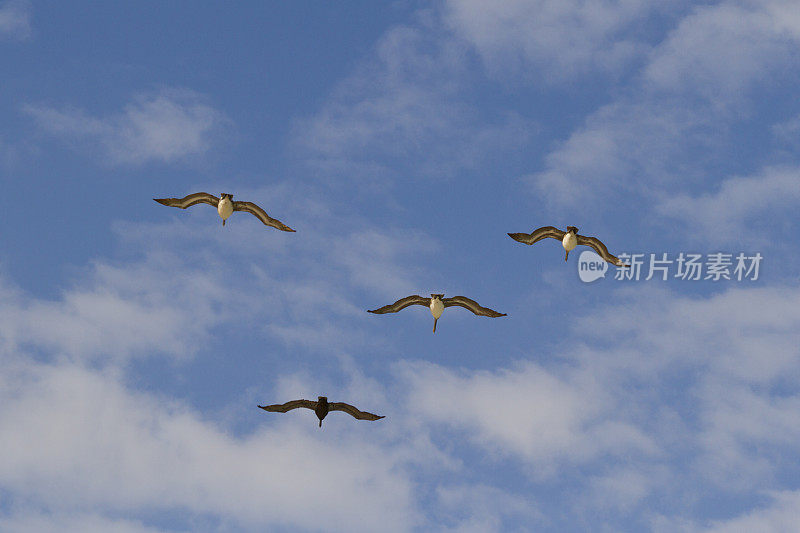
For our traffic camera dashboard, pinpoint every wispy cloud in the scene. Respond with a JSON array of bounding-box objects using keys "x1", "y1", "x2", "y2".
[
  {"x1": 134, "y1": 181, "x2": 438, "y2": 353},
  {"x1": 653, "y1": 490, "x2": 800, "y2": 532},
  {"x1": 644, "y1": 1, "x2": 800, "y2": 105},
  {"x1": 0, "y1": 0, "x2": 30, "y2": 40},
  {"x1": 703, "y1": 490, "x2": 800, "y2": 532},
  {"x1": 573, "y1": 285, "x2": 800, "y2": 500},
  {"x1": 525, "y1": 0, "x2": 800, "y2": 218},
  {"x1": 0, "y1": 201, "x2": 455, "y2": 530},
  {"x1": 444, "y1": 0, "x2": 667, "y2": 82},
  {"x1": 0, "y1": 252, "x2": 231, "y2": 363},
  {"x1": 24, "y1": 89, "x2": 227, "y2": 165},
  {"x1": 586, "y1": 467, "x2": 661, "y2": 511},
  {"x1": 527, "y1": 99, "x2": 711, "y2": 211},
  {"x1": 293, "y1": 21, "x2": 533, "y2": 187},
  {"x1": 0, "y1": 511, "x2": 173, "y2": 533},
  {"x1": 394, "y1": 282, "x2": 800, "y2": 523},
  {"x1": 398, "y1": 359, "x2": 657, "y2": 470},
  {"x1": 576, "y1": 286, "x2": 800, "y2": 384},
  {"x1": 3, "y1": 204, "x2": 800, "y2": 530},
  {"x1": 656, "y1": 165, "x2": 800, "y2": 246},
  {"x1": 6, "y1": 3, "x2": 800, "y2": 530},
  {"x1": 0, "y1": 359, "x2": 420, "y2": 532},
  {"x1": 434, "y1": 484, "x2": 540, "y2": 532},
  {"x1": 0, "y1": 136, "x2": 18, "y2": 169}
]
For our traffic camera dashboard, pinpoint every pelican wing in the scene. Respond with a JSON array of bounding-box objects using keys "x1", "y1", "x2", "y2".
[
  {"x1": 368, "y1": 295, "x2": 430, "y2": 314},
  {"x1": 443, "y1": 296, "x2": 506, "y2": 317},
  {"x1": 233, "y1": 201, "x2": 295, "y2": 232},
  {"x1": 507, "y1": 226, "x2": 565, "y2": 245},
  {"x1": 154, "y1": 192, "x2": 218, "y2": 209},
  {"x1": 576, "y1": 235, "x2": 629, "y2": 267},
  {"x1": 328, "y1": 402, "x2": 385, "y2": 421},
  {"x1": 258, "y1": 399, "x2": 316, "y2": 413}
]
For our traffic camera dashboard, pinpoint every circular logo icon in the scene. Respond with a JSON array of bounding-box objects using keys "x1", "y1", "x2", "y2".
[{"x1": 577, "y1": 250, "x2": 608, "y2": 282}]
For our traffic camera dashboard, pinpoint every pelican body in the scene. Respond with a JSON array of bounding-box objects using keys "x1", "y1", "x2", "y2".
[
  {"x1": 153, "y1": 191, "x2": 295, "y2": 231},
  {"x1": 561, "y1": 226, "x2": 578, "y2": 261},
  {"x1": 430, "y1": 293, "x2": 445, "y2": 332},
  {"x1": 368, "y1": 293, "x2": 506, "y2": 333},
  {"x1": 217, "y1": 193, "x2": 234, "y2": 225},
  {"x1": 507, "y1": 225, "x2": 629, "y2": 267},
  {"x1": 314, "y1": 396, "x2": 329, "y2": 426},
  {"x1": 258, "y1": 396, "x2": 385, "y2": 427}
]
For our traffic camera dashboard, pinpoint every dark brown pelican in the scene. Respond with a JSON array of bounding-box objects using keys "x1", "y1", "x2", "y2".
[
  {"x1": 154, "y1": 192, "x2": 295, "y2": 231},
  {"x1": 508, "y1": 226, "x2": 628, "y2": 266},
  {"x1": 368, "y1": 293, "x2": 506, "y2": 333},
  {"x1": 258, "y1": 396, "x2": 384, "y2": 427}
]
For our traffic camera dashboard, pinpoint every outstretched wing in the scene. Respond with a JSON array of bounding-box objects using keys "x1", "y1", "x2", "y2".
[
  {"x1": 443, "y1": 296, "x2": 506, "y2": 317},
  {"x1": 258, "y1": 399, "x2": 316, "y2": 413},
  {"x1": 328, "y1": 402, "x2": 385, "y2": 421},
  {"x1": 154, "y1": 192, "x2": 218, "y2": 209},
  {"x1": 507, "y1": 226, "x2": 565, "y2": 245},
  {"x1": 233, "y1": 201, "x2": 295, "y2": 232},
  {"x1": 368, "y1": 295, "x2": 430, "y2": 314},
  {"x1": 576, "y1": 235, "x2": 629, "y2": 267}
]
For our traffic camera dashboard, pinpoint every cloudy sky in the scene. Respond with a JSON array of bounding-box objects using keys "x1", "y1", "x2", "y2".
[{"x1": 2, "y1": 1, "x2": 799, "y2": 531}]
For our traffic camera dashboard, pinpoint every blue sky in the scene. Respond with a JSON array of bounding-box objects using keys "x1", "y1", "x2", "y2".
[{"x1": 2, "y1": 1, "x2": 800, "y2": 531}]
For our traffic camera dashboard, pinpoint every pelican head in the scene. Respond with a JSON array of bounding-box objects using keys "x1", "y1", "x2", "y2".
[
  {"x1": 566, "y1": 226, "x2": 579, "y2": 234},
  {"x1": 317, "y1": 396, "x2": 328, "y2": 403},
  {"x1": 220, "y1": 193, "x2": 234, "y2": 200},
  {"x1": 430, "y1": 293, "x2": 445, "y2": 300}
]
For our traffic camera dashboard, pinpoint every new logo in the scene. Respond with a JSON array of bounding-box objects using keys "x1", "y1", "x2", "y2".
[{"x1": 577, "y1": 250, "x2": 607, "y2": 282}]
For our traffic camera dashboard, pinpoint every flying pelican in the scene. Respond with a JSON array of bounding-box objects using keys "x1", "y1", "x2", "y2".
[
  {"x1": 508, "y1": 226, "x2": 628, "y2": 266},
  {"x1": 258, "y1": 397, "x2": 384, "y2": 427},
  {"x1": 368, "y1": 293, "x2": 506, "y2": 333},
  {"x1": 154, "y1": 192, "x2": 295, "y2": 231}
]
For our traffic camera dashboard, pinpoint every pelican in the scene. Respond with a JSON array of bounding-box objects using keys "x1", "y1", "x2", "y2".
[
  {"x1": 508, "y1": 226, "x2": 629, "y2": 266},
  {"x1": 258, "y1": 397, "x2": 384, "y2": 427},
  {"x1": 368, "y1": 293, "x2": 506, "y2": 333},
  {"x1": 154, "y1": 192, "x2": 295, "y2": 231}
]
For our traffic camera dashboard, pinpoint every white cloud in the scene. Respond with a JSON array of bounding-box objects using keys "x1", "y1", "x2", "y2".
[
  {"x1": 587, "y1": 467, "x2": 661, "y2": 511},
  {"x1": 435, "y1": 484, "x2": 539, "y2": 532},
  {"x1": 643, "y1": 1, "x2": 800, "y2": 104},
  {"x1": 573, "y1": 284, "x2": 800, "y2": 499},
  {"x1": 771, "y1": 112, "x2": 800, "y2": 147},
  {"x1": 293, "y1": 21, "x2": 533, "y2": 185},
  {"x1": 0, "y1": 511, "x2": 172, "y2": 533},
  {"x1": 0, "y1": 0, "x2": 30, "y2": 40},
  {"x1": 255, "y1": 221, "x2": 433, "y2": 350},
  {"x1": 0, "y1": 203, "x2": 465, "y2": 531},
  {"x1": 576, "y1": 286, "x2": 800, "y2": 384},
  {"x1": 528, "y1": 99, "x2": 710, "y2": 210},
  {"x1": 444, "y1": 0, "x2": 664, "y2": 81},
  {"x1": 398, "y1": 359, "x2": 657, "y2": 470},
  {"x1": 3, "y1": 200, "x2": 800, "y2": 530},
  {"x1": 24, "y1": 89, "x2": 226, "y2": 165},
  {"x1": 703, "y1": 490, "x2": 800, "y2": 532},
  {"x1": 653, "y1": 490, "x2": 800, "y2": 533},
  {"x1": 392, "y1": 282, "x2": 800, "y2": 522},
  {"x1": 694, "y1": 379, "x2": 800, "y2": 490},
  {"x1": 126, "y1": 181, "x2": 439, "y2": 353},
  {"x1": 0, "y1": 359, "x2": 420, "y2": 532},
  {"x1": 656, "y1": 166, "x2": 800, "y2": 245},
  {"x1": 0, "y1": 252, "x2": 231, "y2": 363},
  {"x1": 760, "y1": 0, "x2": 800, "y2": 36},
  {"x1": 328, "y1": 227, "x2": 437, "y2": 298},
  {"x1": 526, "y1": 0, "x2": 800, "y2": 213}
]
